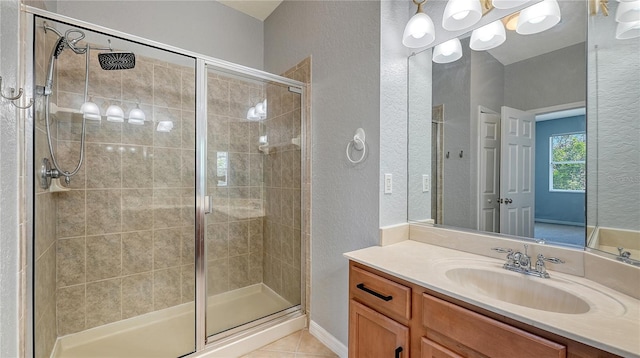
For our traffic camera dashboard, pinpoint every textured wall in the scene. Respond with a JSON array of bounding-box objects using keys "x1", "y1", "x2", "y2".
[
  {"x1": 408, "y1": 50, "x2": 433, "y2": 222},
  {"x1": 379, "y1": 0, "x2": 412, "y2": 227},
  {"x1": 264, "y1": 0, "x2": 381, "y2": 346},
  {"x1": 589, "y1": 36, "x2": 640, "y2": 231},
  {"x1": 0, "y1": 1, "x2": 21, "y2": 357},
  {"x1": 55, "y1": 0, "x2": 264, "y2": 69},
  {"x1": 535, "y1": 116, "x2": 586, "y2": 225}
]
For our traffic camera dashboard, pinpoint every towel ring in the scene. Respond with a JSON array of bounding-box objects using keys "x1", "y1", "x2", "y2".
[{"x1": 346, "y1": 128, "x2": 367, "y2": 164}]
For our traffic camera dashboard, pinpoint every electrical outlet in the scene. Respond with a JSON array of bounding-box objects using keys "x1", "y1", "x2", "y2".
[
  {"x1": 422, "y1": 174, "x2": 430, "y2": 192},
  {"x1": 384, "y1": 174, "x2": 392, "y2": 194}
]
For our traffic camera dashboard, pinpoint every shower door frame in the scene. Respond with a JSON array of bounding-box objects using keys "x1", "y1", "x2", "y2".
[{"x1": 24, "y1": 5, "x2": 307, "y2": 355}]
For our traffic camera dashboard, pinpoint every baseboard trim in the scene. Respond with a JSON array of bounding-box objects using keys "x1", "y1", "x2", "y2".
[
  {"x1": 535, "y1": 218, "x2": 585, "y2": 227},
  {"x1": 309, "y1": 320, "x2": 348, "y2": 358}
]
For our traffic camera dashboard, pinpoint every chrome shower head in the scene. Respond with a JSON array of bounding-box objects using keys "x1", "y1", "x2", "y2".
[
  {"x1": 98, "y1": 52, "x2": 136, "y2": 70},
  {"x1": 53, "y1": 37, "x2": 66, "y2": 58}
]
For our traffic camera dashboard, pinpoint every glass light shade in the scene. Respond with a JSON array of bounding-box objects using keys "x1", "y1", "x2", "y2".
[
  {"x1": 247, "y1": 107, "x2": 260, "y2": 120},
  {"x1": 80, "y1": 101, "x2": 101, "y2": 121},
  {"x1": 432, "y1": 38, "x2": 463, "y2": 63},
  {"x1": 470, "y1": 20, "x2": 506, "y2": 50},
  {"x1": 492, "y1": 0, "x2": 530, "y2": 9},
  {"x1": 442, "y1": 0, "x2": 482, "y2": 31},
  {"x1": 255, "y1": 101, "x2": 267, "y2": 119},
  {"x1": 616, "y1": 0, "x2": 640, "y2": 23},
  {"x1": 516, "y1": 0, "x2": 561, "y2": 35},
  {"x1": 156, "y1": 120, "x2": 174, "y2": 132},
  {"x1": 105, "y1": 104, "x2": 125, "y2": 123},
  {"x1": 616, "y1": 20, "x2": 640, "y2": 39},
  {"x1": 402, "y1": 12, "x2": 436, "y2": 48},
  {"x1": 127, "y1": 107, "x2": 146, "y2": 125}
]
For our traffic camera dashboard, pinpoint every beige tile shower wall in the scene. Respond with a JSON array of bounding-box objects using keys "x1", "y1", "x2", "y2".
[
  {"x1": 52, "y1": 48, "x2": 196, "y2": 336},
  {"x1": 263, "y1": 58, "x2": 310, "y2": 306},
  {"x1": 206, "y1": 72, "x2": 265, "y2": 296},
  {"x1": 33, "y1": 28, "x2": 60, "y2": 358}
]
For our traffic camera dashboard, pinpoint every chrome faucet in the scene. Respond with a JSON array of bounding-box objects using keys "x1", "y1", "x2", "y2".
[
  {"x1": 616, "y1": 247, "x2": 640, "y2": 266},
  {"x1": 491, "y1": 244, "x2": 564, "y2": 279}
]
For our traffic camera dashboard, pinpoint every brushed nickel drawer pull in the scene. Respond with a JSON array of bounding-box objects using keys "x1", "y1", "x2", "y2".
[{"x1": 356, "y1": 283, "x2": 393, "y2": 301}]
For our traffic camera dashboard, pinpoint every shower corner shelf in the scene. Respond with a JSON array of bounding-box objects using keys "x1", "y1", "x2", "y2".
[
  {"x1": 51, "y1": 103, "x2": 82, "y2": 115},
  {"x1": 258, "y1": 135, "x2": 301, "y2": 155}
]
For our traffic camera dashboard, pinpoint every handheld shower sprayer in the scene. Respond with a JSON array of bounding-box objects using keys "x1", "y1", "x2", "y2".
[{"x1": 39, "y1": 23, "x2": 137, "y2": 190}]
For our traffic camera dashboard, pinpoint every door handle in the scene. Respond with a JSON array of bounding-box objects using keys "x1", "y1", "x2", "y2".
[
  {"x1": 204, "y1": 195, "x2": 213, "y2": 214},
  {"x1": 505, "y1": 198, "x2": 513, "y2": 204}
]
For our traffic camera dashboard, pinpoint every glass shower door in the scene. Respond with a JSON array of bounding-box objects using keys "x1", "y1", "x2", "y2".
[
  {"x1": 32, "y1": 15, "x2": 197, "y2": 358},
  {"x1": 204, "y1": 65, "x2": 303, "y2": 338}
]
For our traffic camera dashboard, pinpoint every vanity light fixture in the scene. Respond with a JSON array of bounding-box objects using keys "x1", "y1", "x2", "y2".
[
  {"x1": 492, "y1": 0, "x2": 530, "y2": 9},
  {"x1": 615, "y1": 0, "x2": 640, "y2": 23},
  {"x1": 156, "y1": 120, "x2": 174, "y2": 132},
  {"x1": 616, "y1": 20, "x2": 640, "y2": 38},
  {"x1": 402, "y1": 0, "x2": 436, "y2": 48},
  {"x1": 432, "y1": 38, "x2": 463, "y2": 63},
  {"x1": 470, "y1": 19, "x2": 507, "y2": 50},
  {"x1": 128, "y1": 104, "x2": 146, "y2": 125},
  {"x1": 502, "y1": 12, "x2": 520, "y2": 30},
  {"x1": 247, "y1": 99, "x2": 267, "y2": 120},
  {"x1": 105, "y1": 104, "x2": 125, "y2": 122},
  {"x1": 516, "y1": 0, "x2": 561, "y2": 35},
  {"x1": 80, "y1": 99, "x2": 101, "y2": 121},
  {"x1": 443, "y1": 0, "x2": 483, "y2": 31}
]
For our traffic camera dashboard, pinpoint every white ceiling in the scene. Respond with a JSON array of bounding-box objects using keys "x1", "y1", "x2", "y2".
[{"x1": 217, "y1": 0, "x2": 283, "y2": 21}]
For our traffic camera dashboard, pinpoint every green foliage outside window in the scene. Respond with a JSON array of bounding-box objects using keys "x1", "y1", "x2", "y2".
[{"x1": 550, "y1": 133, "x2": 586, "y2": 191}]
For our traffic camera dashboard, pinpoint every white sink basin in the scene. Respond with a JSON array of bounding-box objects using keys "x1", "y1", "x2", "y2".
[{"x1": 445, "y1": 267, "x2": 591, "y2": 314}]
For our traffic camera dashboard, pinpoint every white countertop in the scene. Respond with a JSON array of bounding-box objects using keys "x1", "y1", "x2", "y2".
[{"x1": 344, "y1": 240, "x2": 640, "y2": 357}]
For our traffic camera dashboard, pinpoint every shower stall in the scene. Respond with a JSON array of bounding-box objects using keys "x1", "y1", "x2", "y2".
[{"x1": 30, "y1": 8, "x2": 307, "y2": 358}]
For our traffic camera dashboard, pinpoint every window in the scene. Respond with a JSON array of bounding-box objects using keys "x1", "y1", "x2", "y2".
[
  {"x1": 217, "y1": 152, "x2": 228, "y2": 187},
  {"x1": 549, "y1": 132, "x2": 586, "y2": 192}
]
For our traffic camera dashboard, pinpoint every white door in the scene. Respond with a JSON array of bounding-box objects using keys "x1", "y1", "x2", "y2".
[
  {"x1": 500, "y1": 106, "x2": 535, "y2": 237},
  {"x1": 478, "y1": 109, "x2": 500, "y2": 233}
]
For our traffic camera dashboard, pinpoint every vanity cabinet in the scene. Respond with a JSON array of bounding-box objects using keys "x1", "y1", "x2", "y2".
[{"x1": 348, "y1": 261, "x2": 620, "y2": 358}]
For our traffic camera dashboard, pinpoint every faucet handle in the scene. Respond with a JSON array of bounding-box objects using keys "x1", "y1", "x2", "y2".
[
  {"x1": 491, "y1": 247, "x2": 513, "y2": 254},
  {"x1": 618, "y1": 247, "x2": 631, "y2": 258},
  {"x1": 537, "y1": 254, "x2": 565, "y2": 264}
]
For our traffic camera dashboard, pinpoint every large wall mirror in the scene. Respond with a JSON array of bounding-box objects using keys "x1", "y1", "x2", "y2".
[{"x1": 408, "y1": 0, "x2": 640, "y2": 262}]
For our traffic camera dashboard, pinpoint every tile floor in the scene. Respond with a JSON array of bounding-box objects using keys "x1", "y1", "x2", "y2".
[{"x1": 242, "y1": 329, "x2": 338, "y2": 357}]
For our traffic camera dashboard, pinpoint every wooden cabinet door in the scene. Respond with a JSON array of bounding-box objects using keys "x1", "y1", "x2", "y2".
[
  {"x1": 421, "y1": 337, "x2": 463, "y2": 358},
  {"x1": 349, "y1": 299, "x2": 410, "y2": 358}
]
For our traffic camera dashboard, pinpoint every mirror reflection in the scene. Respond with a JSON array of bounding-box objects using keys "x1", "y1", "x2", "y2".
[
  {"x1": 586, "y1": 0, "x2": 640, "y2": 263},
  {"x1": 409, "y1": 0, "x2": 591, "y2": 248}
]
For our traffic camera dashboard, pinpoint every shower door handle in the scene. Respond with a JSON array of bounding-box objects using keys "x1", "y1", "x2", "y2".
[{"x1": 204, "y1": 196, "x2": 213, "y2": 214}]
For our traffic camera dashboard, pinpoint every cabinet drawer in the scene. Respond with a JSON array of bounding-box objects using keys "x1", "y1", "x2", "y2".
[
  {"x1": 421, "y1": 337, "x2": 463, "y2": 358},
  {"x1": 350, "y1": 266, "x2": 411, "y2": 320},
  {"x1": 422, "y1": 294, "x2": 566, "y2": 358}
]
